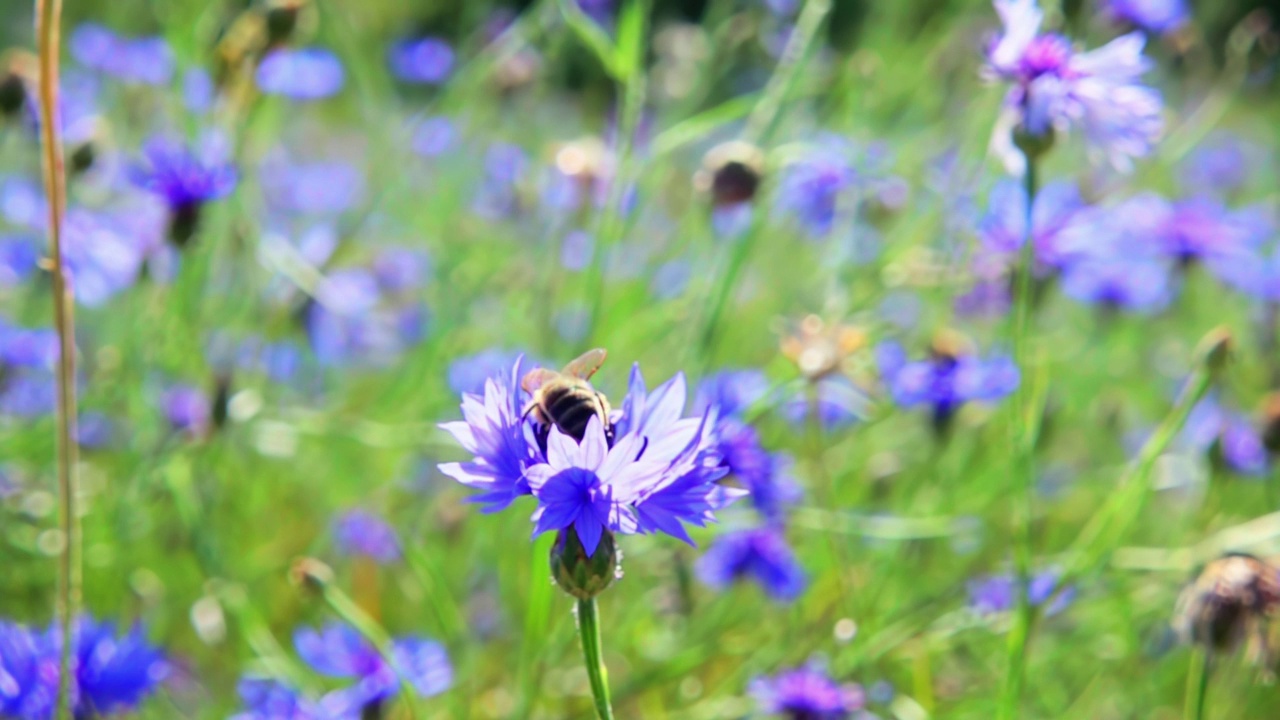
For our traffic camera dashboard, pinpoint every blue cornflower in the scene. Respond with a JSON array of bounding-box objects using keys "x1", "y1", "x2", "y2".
[
  {"x1": 1100, "y1": 0, "x2": 1189, "y2": 34},
  {"x1": 183, "y1": 68, "x2": 215, "y2": 113},
  {"x1": 977, "y1": 178, "x2": 1085, "y2": 271},
  {"x1": 781, "y1": 376, "x2": 871, "y2": 431},
  {"x1": 775, "y1": 141, "x2": 858, "y2": 239},
  {"x1": 695, "y1": 369, "x2": 769, "y2": 418},
  {"x1": 229, "y1": 677, "x2": 333, "y2": 720},
  {"x1": 446, "y1": 349, "x2": 543, "y2": 397},
  {"x1": 161, "y1": 385, "x2": 210, "y2": 437},
  {"x1": 438, "y1": 357, "x2": 541, "y2": 512},
  {"x1": 294, "y1": 622, "x2": 451, "y2": 712},
  {"x1": 388, "y1": 37, "x2": 455, "y2": 84},
  {"x1": 68, "y1": 24, "x2": 174, "y2": 86},
  {"x1": 749, "y1": 661, "x2": 864, "y2": 719},
  {"x1": 1182, "y1": 395, "x2": 1269, "y2": 477},
  {"x1": 0, "y1": 616, "x2": 168, "y2": 719},
  {"x1": 440, "y1": 358, "x2": 744, "y2": 556},
  {"x1": 73, "y1": 618, "x2": 169, "y2": 717},
  {"x1": 304, "y1": 268, "x2": 426, "y2": 366},
  {"x1": 472, "y1": 143, "x2": 528, "y2": 220},
  {"x1": 372, "y1": 248, "x2": 431, "y2": 295},
  {"x1": 696, "y1": 526, "x2": 807, "y2": 602},
  {"x1": 1180, "y1": 133, "x2": 1258, "y2": 199},
  {"x1": 0, "y1": 235, "x2": 39, "y2": 286},
  {"x1": 129, "y1": 135, "x2": 237, "y2": 247},
  {"x1": 1059, "y1": 253, "x2": 1174, "y2": 313},
  {"x1": 410, "y1": 116, "x2": 456, "y2": 158},
  {"x1": 968, "y1": 569, "x2": 1075, "y2": 616},
  {"x1": 332, "y1": 509, "x2": 401, "y2": 564},
  {"x1": 62, "y1": 210, "x2": 148, "y2": 306},
  {"x1": 261, "y1": 159, "x2": 364, "y2": 216},
  {"x1": 256, "y1": 48, "x2": 345, "y2": 100},
  {"x1": 986, "y1": 0, "x2": 1162, "y2": 172},
  {"x1": 1051, "y1": 197, "x2": 1179, "y2": 311},
  {"x1": 876, "y1": 339, "x2": 1019, "y2": 431}
]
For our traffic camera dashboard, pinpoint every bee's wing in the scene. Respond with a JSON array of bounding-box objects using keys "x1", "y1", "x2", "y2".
[
  {"x1": 521, "y1": 368, "x2": 561, "y2": 394},
  {"x1": 563, "y1": 348, "x2": 607, "y2": 380}
]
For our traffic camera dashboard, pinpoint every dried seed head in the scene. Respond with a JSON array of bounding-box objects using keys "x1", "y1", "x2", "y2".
[
  {"x1": 695, "y1": 140, "x2": 765, "y2": 207},
  {"x1": 1173, "y1": 553, "x2": 1280, "y2": 659},
  {"x1": 290, "y1": 556, "x2": 335, "y2": 592},
  {"x1": 780, "y1": 314, "x2": 865, "y2": 381}
]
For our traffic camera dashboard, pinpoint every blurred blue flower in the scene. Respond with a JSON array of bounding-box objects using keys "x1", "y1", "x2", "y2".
[
  {"x1": 775, "y1": 141, "x2": 858, "y2": 239},
  {"x1": 389, "y1": 37, "x2": 455, "y2": 85},
  {"x1": 1180, "y1": 133, "x2": 1260, "y2": 199},
  {"x1": 986, "y1": 0, "x2": 1162, "y2": 173},
  {"x1": 968, "y1": 569, "x2": 1075, "y2": 616},
  {"x1": 446, "y1": 348, "x2": 539, "y2": 397},
  {"x1": 410, "y1": 116, "x2": 456, "y2": 158},
  {"x1": 305, "y1": 267, "x2": 427, "y2": 366},
  {"x1": 576, "y1": 0, "x2": 616, "y2": 23},
  {"x1": 256, "y1": 48, "x2": 345, "y2": 100},
  {"x1": 0, "y1": 616, "x2": 168, "y2": 719},
  {"x1": 129, "y1": 135, "x2": 237, "y2": 246},
  {"x1": 1100, "y1": 0, "x2": 1189, "y2": 34},
  {"x1": 1060, "y1": 254, "x2": 1174, "y2": 313},
  {"x1": 978, "y1": 178, "x2": 1084, "y2": 271},
  {"x1": 695, "y1": 370, "x2": 770, "y2": 419},
  {"x1": 650, "y1": 259, "x2": 691, "y2": 300},
  {"x1": 69, "y1": 24, "x2": 174, "y2": 85},
  {"x1": 696, "y1": 526, "x2": 807, "y2": 602},
  {"x1": 559, "y1": 230, "x2": 594, "y2": 272},
  {"x1": 76, "y1": 412, "x2": 115, "y2": 449},
  {"x1": 0, "y1": 175, "x2": 46, "y2": 230},
  {"x1": 262, "y1": 159, "x2": 364, "y2": 216},
  {"x1": 1182, "y1": 395, "x2": 1269, "y2": 476},
  {"x1": 372, "y1": 247, "x2": 431, "y2": 294},
  {"x1": 749, "y1": 661, "x2": 863, "y2": 719},
  {"x1": 162, "y1": 384, "x2": 210, "y2": 436},
  {"x1": 229, "y1": 677, "x2": 332, "y2": 720},
  {"x1": 473, "y1": 143, "x2": 527, "y2": 220},
  {"x1": 294, "y1": 622, "x2": 451, "y2": 712},
  {"x1": 333, "y1": 509, "x2": 401, "y2": 564},
  {"x1": 62, "y1": 209, "x2": 148, "y2": 305},
  {"x1": 782, "y1": 376, "x2": 871, "y2": 431},
  {"x1": 876, "y1": 340, "x2": 1019, "y2": 430},
  {"x1": 182, "y1": 68, "x2": 215, "y2": 113}
]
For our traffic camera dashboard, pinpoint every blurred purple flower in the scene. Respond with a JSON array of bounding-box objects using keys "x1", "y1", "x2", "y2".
[
  {"x1": 410, "y1": 116, "x2": 457, "y2": 157},
  {"x1": 446, "y1": 349, "x2": 537, "y2": 397},
  {"x1": 986, "y1": 0, "x2": 1162, "y2": 172},
  {"x1": 0, "y1": 236, "x2": 40, "y2": 286},
  {"x1": 651, "y1": 259, "x2": 692, "y2": 300},
  {"x1": 373, "y1": 247, "x2": 432, "y2": 294},
  {"x1": 256, "y1": 48, "x2": 345, "y2": 100},
  {"x1": 695, "y1": 370, "x2": 770, "y2": 419},
  {"x1": 162, "y1": 385, "x2": 210, "y2": 436},
  {"x1": 183, "y1": 68, "x2": 215, "y2": 113},
  {"x1": 1060, "y1": 254, "x2": 1174, "y2": 312},
  {"x1": 333, "y1": 509, "x2": 401, "y2": 564},
  {"x1": 295, "y1": 622, "x2": 451, "y2": 712},
  {"x1": 473, "y1": 143, "x2": 527, "y2": 219},
  {"x1": 696, "y1": 526, "x2": 807, "y2": 602},
  {"x1": 968, "y1": 569, "x2": 1075, "y2": 616},
  {"x1": 262, "y1": 159, "x2": 364, "y2": 216},
  {"x1": 230, "y1": 677, "x2": 331, "y2": 720},
  {"x1": 750, "y1": 661, "x2": 863, "y2": 719},
  {"x1": 1182, "y1": 395, "x2": 1269, "y2": 476},
  {"x1": 560, "y1": 230, "x2": 594, "y2": 272},
  {"x1": 62, "y1": 210, "x2": 148, "y2": 305},
  {"x1": 77, "y1": 412, "x2": 115, "y2": 449},
  {"x1": 1180, "y1": 133, "x2": 1261, "y2": 199},
  {"x1": 1099, "y1": 0, "x2": 1189, "y2": 34},
  {"x1": 129, "y1": 135, "x2": 237, "y2": 246},
  {"x1": 69, "y1": 24, "x2": 174, "y2": 85},
  {"x1": 389, "y1": 37, "x2": 455, "y2": 85},
  {"x1": 876, "y1": 341, "x2": 1019, "y2": 429},
  {"x1": 782, "y1": 375, "x2": 871, "y2": 430},
  {"x1": 978, "y1": 178, "x2": 1085, "y2": 271},
  {"x1": 775, "y1": 142, "x2": 858, "y2": 238}
]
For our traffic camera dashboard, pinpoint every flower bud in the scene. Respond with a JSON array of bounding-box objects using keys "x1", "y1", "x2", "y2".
[
  {"x1": 169, "y1": 201, "x2": 203, "y2": 248},
  {"x1": 1012, "y1": 123, "x2": 1055, "y2": 162},
  {"x1": 290, "y1": 556, "x2": 335, "y2": 592},
  {"x1": 0, "y1": 50, "x2": 35, "y2": 119},
  {"x1": 550, "y1": 527, "x2": 617, "y2": 600},
  {"x1": 1194, "y1": 326, "x2": 1233, "y2": 375}
]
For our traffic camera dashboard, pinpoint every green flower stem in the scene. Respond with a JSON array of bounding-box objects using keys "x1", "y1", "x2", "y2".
[
  {"x1": 1185, "y1": 649, "x2": 1212, "y2": 720},
  {"x1": 694, "y1": 0, "x2": 831, "y2": 366},
  {"x1": 577, "y1": 597, "x2": 615, "y2": 720},
  {"x1": 34, "y1": 1, "x2": 80, "y2": 718},
  {"x1": 997, "y1": 150, "x2": 1041, "y2": 720}
]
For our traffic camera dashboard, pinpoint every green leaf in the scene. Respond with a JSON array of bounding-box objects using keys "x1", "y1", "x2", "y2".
[
  {"x1": 650, "y1": 93, "x2": 759, "y2": 158},
  {"x1": 556, "y1": 0, "x2": 621, "y2": 79},
  {"x1": 612, "y1": 0, "x2": 649, "y2": 82}
]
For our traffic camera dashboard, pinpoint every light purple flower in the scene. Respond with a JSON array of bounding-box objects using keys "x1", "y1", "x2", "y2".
[
  {"x1": 333, "y1": 509, "x2": 401, "y2": 564},
  {"x1": 877, "y1": 341, "x2": 1019, "y2": 428},
  {"x1": 389, "y1": 37, "x2": 455, "y2": 84},
  {"x1": 256, "y1": 48, "x2": 345, "y2": 100},
  {"x1": 986, "y1": 0, "x2": 1163, "y2": 172},
  {"x1": 410, "y1": 116, "x2": 456, "y2": 157},
  {"x1": 262, "y1": 159, "x2": 364, "y2": 216},
  {"x1": 1100, "y1": 0, "x2": 1189, "y2": 34},
  {"x1": 295, "y1": 623, "x2": 451, "y2": 712},
  {"x1": 69, "y1": 24, "x2": 174, "y2": 85},
  {"x1": 750, "y1": 661, "x2": 863, "y2": 719},
  {"x1": 968, "y1": 569, "x2": 1075, "y2": 616},
  {"x1": 978, "y1": 178, "x2": 1085, "y2": 270},
  {"x1": 696, "y1": 526, "x2": 807, "y2": 601}
]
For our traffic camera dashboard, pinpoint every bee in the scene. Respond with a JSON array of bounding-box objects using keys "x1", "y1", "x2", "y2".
[
  {"x1": 1173, "y1": 553, "x2": 1280, "y2": 670},
  {"x1": 521, "y1": 349, "x2": 612, "y2": 443}
]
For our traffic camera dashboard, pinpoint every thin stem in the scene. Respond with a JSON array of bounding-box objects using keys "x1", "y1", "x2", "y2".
[
  {"x1": 694, "y1": 0, "x2": 832, "y2": 365},
  {"x1": 997, "y1": 151, "x2": 1039, "y2": 720},
  {"x1": 35, "y1": 1, "x2": 79, "y2": 718},
  {"x1": 1185, "y1": 649, "x2": 1211, "y2": 720},
  {"x1": 576, "y1": 598, "x2": 615, "y2": 720}
]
